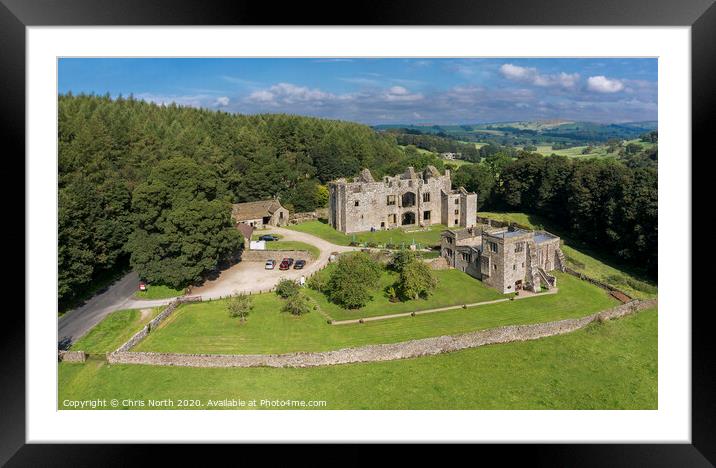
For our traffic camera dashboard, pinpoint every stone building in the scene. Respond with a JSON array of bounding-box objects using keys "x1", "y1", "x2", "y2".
[
  {"x1": 441, "y1": 226, "x2": 566, "y2": 293},
  {"x1": 328, "y1": 166, "x2": 477, "y2": 234},
  {"x1": 231, "y1": 198, "x2": 289, "y2": 229}
]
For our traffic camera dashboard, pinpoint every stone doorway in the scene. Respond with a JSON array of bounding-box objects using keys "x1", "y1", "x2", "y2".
[{"x1": 401, "y1": 211, "x2": 416, "y2": 225}]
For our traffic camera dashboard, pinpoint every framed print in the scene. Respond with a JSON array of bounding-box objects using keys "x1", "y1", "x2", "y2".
[{"x1": 3, "y1": 0, "x2": 713, "y2": 462}]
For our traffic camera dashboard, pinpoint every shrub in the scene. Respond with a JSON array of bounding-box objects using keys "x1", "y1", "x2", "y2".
[
  {"x1": 306, "y1": 274, "x2": 327, "y2": 292},
  {"x1": 386, "y1": 286, "x2": 398, "y2": 303},
  {"x1": 389, "y1": 249, "x2": 417, "y2": 273},
  {"x1": 276, "y1": 278, "x2": 300, "y2": 298},
  {"x1": 227, "y1": 293, "x2": 253, "y2": 323},
  {"x1": 367, "y1": 241, "x2": 378, "y2": 248},
  {"x1": 397, "y1": 258, "x2": 437, "y2": 300},
  {"x1": 282, "y1": 291, "x2": 313, "y2": 316},
  {"x1": 326, "y1": 252, "x2": 382, "y2": 309}
]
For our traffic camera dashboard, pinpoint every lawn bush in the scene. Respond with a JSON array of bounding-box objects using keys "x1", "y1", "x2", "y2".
[
  {"x1": 282, "y1": 291, "x2": 313, "y2": 316},
  {"x1": 306, "y1": 274, "x2": 327, "y2": 293},
  {"x1": 389, "y1": 249, "x2": 417, "y2": 273},
  {"x1": 397, "y1": 258, "x2": 438, "y2": 300},
  {"x1": 227, "y1": 293, "x2": 253, "y2": 323},
  {"x1": 326, "y1": 252, "x2": 382, "y2": 309},
  {"x1": 276, "y1": 279, "x2": 300, "y2": 298}
]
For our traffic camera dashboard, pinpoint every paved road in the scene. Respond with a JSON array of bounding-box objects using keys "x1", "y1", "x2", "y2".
[
  {"x1": 58, "y1": 271, "x2": 140, "y2": 345},
  {"x1": 58, "y1": 227, "x2": 357, "y2": 345}
]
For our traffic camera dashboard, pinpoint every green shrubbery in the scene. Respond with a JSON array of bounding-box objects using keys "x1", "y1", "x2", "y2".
[
  {"x1": 396, "y1": 257, "x2": 437, "y2": 300},
  {"x1": 326, "y1": 253, "x2": 382, "y2": 309},
  {"x1": 227, "y1": 293, "x2": 253, "y2": 323},
  {"x1": 275, "y1": 279, "x2": 300, "y2": 299},
  {"x1": 282, "y1": 291, "x2": 314, "y2": 316}
]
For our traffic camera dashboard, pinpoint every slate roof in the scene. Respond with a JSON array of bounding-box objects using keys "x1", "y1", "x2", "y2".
[
  {"x1": 236, "y1": 222, "x2": 254, "y2": 240},
  {"x1": 231, "y1": 199, "x2": 283, "y2": 221}
]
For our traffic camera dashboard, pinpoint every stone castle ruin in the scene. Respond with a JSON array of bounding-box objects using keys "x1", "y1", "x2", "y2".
[
  {"x1": 441, "y1": 226, "x2": 566, "y2": 294},
  {"x1": 328, "y1": 166, "x2": 477, "y2": 234}
]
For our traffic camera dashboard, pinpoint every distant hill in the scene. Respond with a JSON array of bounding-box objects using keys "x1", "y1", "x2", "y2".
[{"x1": 374, "y1": 120, "x2": 658, "y2": 146}]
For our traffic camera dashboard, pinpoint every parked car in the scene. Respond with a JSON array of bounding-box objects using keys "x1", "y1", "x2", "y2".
[
  {"x1": 282, "y1": 257, "x2": 294, "y2": 267},
  {"x1": 265, "y1": 259, "x2": 276, "y2": 270},
  {"x1": 138, "y1": 281, "x2": 147, "y2": 291},
  {"x1": 293, "y1": 259, "x2": 306, "y2": 269},
  {"x1": 279, "y1": 259, "x2": 290, "y2": 270},
  {"x1": 259, "y1": 234, "x2": 279, "y2": 241}
]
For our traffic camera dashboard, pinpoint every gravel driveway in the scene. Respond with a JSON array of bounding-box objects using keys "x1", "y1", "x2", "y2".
[{"x1": 188, "y1": 226, "x2": 357, "y2": 300}]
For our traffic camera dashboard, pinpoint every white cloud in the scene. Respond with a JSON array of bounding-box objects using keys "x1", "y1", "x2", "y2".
[
  {"x1": 214, "y1": 96, "x2": 230, "y2": 107},
  {"x1": 247, "y1": 83, "x2": 338, "y2": 105},
  {"x1": 587, "y1": 75, "x2": 625, "y2": 93},
  {"x1": 500, "y1": 64, "x2": 580, "y2": 89},
  {"x1": 383, "y1": 86, "x2": 423, "y2": 102}
]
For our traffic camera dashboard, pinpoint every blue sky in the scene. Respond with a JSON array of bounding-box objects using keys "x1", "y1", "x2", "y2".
[{"x1": 58, "y1": 58, "x2": 657, "y2": 124}]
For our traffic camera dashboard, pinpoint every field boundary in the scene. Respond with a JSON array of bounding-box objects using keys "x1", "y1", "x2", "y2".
[
  {"x1": 105, "y1": 298, "x2": 656, "y2": 369},
  {"x1": 329, "y1": 288, "x2": 557, "y2": 325}
]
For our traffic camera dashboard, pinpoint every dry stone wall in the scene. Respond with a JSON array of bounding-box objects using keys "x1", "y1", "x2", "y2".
[
  {"x1": 106, "y1": 298, "x2": 656, "y2": 368},
  {"x1": 564, "y1": 267, "x2": 633, "y2": 301},
  {"x1": 114, "y1": 296, "x2": 202, "y2": 353},
  {"x1": 58, "y1": 350, "x2": 86, "y2": 362}
]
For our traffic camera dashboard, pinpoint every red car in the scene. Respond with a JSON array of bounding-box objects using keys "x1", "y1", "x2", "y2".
[
  {"x1": 279, "y1": 259, "x2": 290, "y2": 270},
  {"x1": 138, "y1": 281, "x2": 147, "y2": 291}
]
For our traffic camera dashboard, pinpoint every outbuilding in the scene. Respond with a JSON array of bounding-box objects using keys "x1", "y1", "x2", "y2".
[{"x1": 231, "y1": 198, "x2": 289, "y2": 229}]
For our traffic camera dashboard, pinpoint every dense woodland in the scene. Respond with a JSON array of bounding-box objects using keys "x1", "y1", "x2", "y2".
[{"x1": 58, "y1": 94, "x2": 657, "y2": 308}]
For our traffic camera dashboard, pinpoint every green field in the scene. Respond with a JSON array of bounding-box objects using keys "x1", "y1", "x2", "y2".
[
  {"x1": 134, "y1": 284, "x2": 185, "y2": 300},
  {"x1": 306, "y1": 266, "x2": 505, "y2": 321},
  {"x1": 478, "y1": 211, "x2": 657, "y2": 299},
  {"x1": 60, "y1": 307, "x2": 657, "y2": 410},
  {"x1": 70, "y1": 308, "x2": 160, "y2": 354},
  {"x1": 265, "y1": 241, "x2": 320, "y2": 259},
  {"x1": 134, "y1": 272, "x2": 615, "y2": 355},
  {"x1": 523, "y1": 139, "x2": 656, "y2": 159},
  {"x1": 287, "y1": 220, "x2": 446, "y2": 248}
]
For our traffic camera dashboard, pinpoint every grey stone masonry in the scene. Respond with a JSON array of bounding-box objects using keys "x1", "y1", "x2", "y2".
[
  {"x1": 58, "y1": 350, "x2": 87, "y2": 362},
  {"x1": 105, "y1": 299, "x2": 656, "y2": 368},
  {"x1": 441, "y1": 225, "x2": 564, "y2": 294},
  {"x1": 328, "y1": 166, "x2": 477, "y2": 234}
]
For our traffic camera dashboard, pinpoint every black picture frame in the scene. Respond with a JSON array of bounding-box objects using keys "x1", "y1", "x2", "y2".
[{"x1": 3, "y1": 0, "x2": 712, "y2": 463}]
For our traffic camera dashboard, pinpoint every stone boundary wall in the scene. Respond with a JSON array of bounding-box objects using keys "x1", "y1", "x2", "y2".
[
  {"x1": 240, "y1": 249, "x2": 313, "y2": 262},
  {"x1": 564, "y1": 267, "x2": 633, "y2": 301},
  {"x1": 58, "y1": 350, "x2": 86, "y2": 362},
  {"x1": 106, "y1": 298, "x2": 657, "y2": 368},
  {"x1": 114, "y1": 296, "x2": 202, "y2": 353}
]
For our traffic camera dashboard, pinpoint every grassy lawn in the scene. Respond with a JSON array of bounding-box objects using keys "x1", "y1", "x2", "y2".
[
  {"x1": 478, "y1": 211, "x2": 657, "y2": 300},
  {"x1": 265, "y1": 241, "x2": 320, "y2": 259},
  {"x1": 134, "y1": 272, "x2": 616, "y2": 355},
  {"x1": 70, "y1": 308, "x2": 160, "y2": 354},
  {"x1": 134, "y1": 284, "x2": 185, "y2": 300},
  {"x1": 59, "y1": 307, "x2": 656, "y2": 410},
  {"x1": 306, "y1": 266, "x2": 505, "y2": 321},
  {"x1": 287, "y1": 220, "x2": 446, "y2": 248}
]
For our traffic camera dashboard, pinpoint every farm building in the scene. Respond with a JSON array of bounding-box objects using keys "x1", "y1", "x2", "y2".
[{"x1": 231, "y1": 198, "x2": 289, "y2": 229}]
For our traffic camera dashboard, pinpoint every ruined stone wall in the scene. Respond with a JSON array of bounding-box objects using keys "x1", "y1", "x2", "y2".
[
  {"x1": 58, "y1": 350, "x2": 86, "y2": 362},
  {"x1": 106, "y1": 299, "x2": 656, "y2": 368},
  {"x1": 461, "y1": 192, "x2": 477, "y2": 228},
  {"x1": 289, "y1": 208, "x2": 328, "y2": 224},
  {"x1": 329, "y1": 168, "x2": 470, "y2": 234}
]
